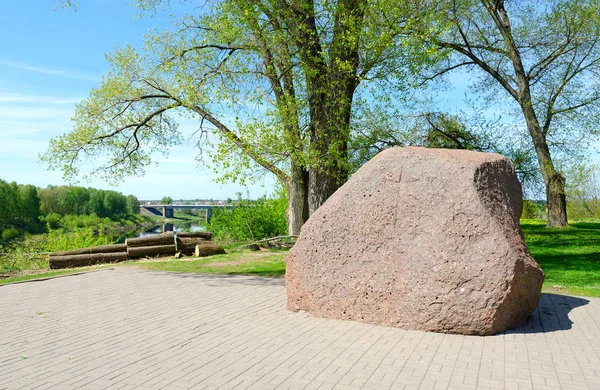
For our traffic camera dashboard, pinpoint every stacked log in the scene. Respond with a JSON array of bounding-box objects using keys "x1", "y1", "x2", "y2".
[
  {"x1": 126, "y1": 232, "x2": 176, "y2": 259},
  {"x1": 176, "y1": 234, "x2": 212, "y2": 256},
  {"x1": 49, "y1": 244, "x2": 128, "y2": 269},
  {"x1": 127, "y1": 245, "x2": 177, "y2": 259},
  {"x1": 194, "y1": 244, "x2": 226, "y2": 257},
  {"x1": 48, "y1": 230, "x2": 221, "y2": 269},
  {"x1": 51, "y1": 243, "x2": 127, "y2": 256},
  {"x1": 125, "y1": 231, "x2": 175, "y2": 247},
  {"x1": 177, "y1": 231, "x2": 213, "y2": 240}
]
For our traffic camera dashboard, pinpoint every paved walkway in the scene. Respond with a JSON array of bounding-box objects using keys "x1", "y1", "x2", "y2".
[{"x1": 1, "y1": 268, "x2": 600, "y2": 390}]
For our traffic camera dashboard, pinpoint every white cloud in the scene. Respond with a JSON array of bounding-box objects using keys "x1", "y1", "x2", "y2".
[
  {"x1": 0, "y1": 91, "x2": 81, "y2": 105},
  {"x1": 0, "y1": 106, "x2": 74, "y2": 120},
  {"x1": 0, "y1": 58, "x2": 100, "y2": 81}
]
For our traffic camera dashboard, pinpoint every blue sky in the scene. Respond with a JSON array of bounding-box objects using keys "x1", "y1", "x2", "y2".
[{"x1": 0, "y1": 0, "x2": 277, "y2": 200}]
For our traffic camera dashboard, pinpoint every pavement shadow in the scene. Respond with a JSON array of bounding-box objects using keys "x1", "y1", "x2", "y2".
[
  {"x1": 507, "y1": 293, "x2": 590, "y2": 334},
  {"x1": 146, "y1": 270, "x2": 286, "y2": 287}
]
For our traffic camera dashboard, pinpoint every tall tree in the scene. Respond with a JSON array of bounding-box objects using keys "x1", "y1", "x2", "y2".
[
  {"x1": 43, "y1": 0, "x2": 424, "y2": 235},
  {"x1": 419, "y1": 0, "x2": 600, "y2": 227},
  {"x1": 19, "y1": 185, "x2": 41, "y2": 223}
]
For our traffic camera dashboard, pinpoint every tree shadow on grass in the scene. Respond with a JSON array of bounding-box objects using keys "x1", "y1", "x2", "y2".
[
  {"x1": 524, "y1": 225, "x2": 600, "y2": 249},
  {"x1": 506, "y1": 293, "x2": 590, "y2": 334},
  {"x1": 534, "y1": 252, "x2": 600, "y2": 274}
]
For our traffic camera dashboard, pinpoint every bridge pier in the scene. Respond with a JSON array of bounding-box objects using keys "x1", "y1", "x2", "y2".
[
  {"x1": 162, "y1": 207, "x2": 174, "y2": 218},
  {"x1": 206, "y1": 208, "x2": 212, "y2": 224}
]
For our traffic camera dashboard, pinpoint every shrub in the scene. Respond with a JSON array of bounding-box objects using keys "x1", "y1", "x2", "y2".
[
  {"x1": 40, "y1": 213, "x2": 62, "y2": 230},
  {"x1": 522, "y1": 200, "x2": 545, "y2": 220},
  {"x1": 2, "y1": 227, "x2": 19, "y2": 241},
  {"x1": 209, "y1": 192, "x2": 287, "y2": 243}
]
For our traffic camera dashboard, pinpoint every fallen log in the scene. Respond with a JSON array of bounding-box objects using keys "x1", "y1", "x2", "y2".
[
  {"x1": 177, "y1": 231, "x2": 213, "y2": 240},
  {"x1": 240, "y1": 243, "x2": 260, "y2": 251},
  {"x1": 195, "y1": 244, "x2": 226, "y2": 257},
  {"x1": 176, "y1": 237, "x2": 213, "y2": 256},
  {"x1": 126, "y1": 232, "x2": 175, "y2": 248},
  {"x1": 49, "y1": 252, "x2": 128, "y2": 269},
  {"x1": 127, "y1": 244, "x2": 177, "y2": 259},
  {"x1": 51, "y1": 243, "x2": 127, "y2": 257},
  {"x1": 254, "y1": 235, "x2": 298, "y2": 244},
  {"x1": 177, "y1": 237, "x2": 210, "y2": 247},
  {"x1": 177, "y1": 244, "x2": 197, "y2": 256}
]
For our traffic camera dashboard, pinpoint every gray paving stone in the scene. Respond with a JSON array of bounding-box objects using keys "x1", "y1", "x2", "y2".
[{"x1": 1, "y1": 268, "x2": 600, "y2": 389}]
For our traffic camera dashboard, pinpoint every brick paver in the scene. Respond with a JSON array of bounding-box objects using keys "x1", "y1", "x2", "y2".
[{"x1": 1, "y1": 268, "x2": 599, "y2": 389}]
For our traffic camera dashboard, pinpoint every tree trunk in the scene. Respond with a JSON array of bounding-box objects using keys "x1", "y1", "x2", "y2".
[
  {"x1": 287, "y1": 168, "x2": 308, "y2": 236},
  {"x1": 546, "y1": 173, "x2": 568, "y2": 227},
  {"x1": 194, "y1": 244, "x2": 226, "y2": 257},
  {"x1": 125, "y1": 231, "x2": 175, "y2": 247},
  {"x1": 521, "y1": 105, "x2": 568, "y2": 227},
  {"x1": 51, "y1": 243, "x2": 127, "y2": 256},
  {"x1": 308, "y1": 170, "x2": 340, "y2": 216},
  {"x1": 177, "y1": 232, "x2": 213, "y2": 240},
  {"x1": 127, "y1": 244, "x2": 176, "y2": 259},
  {"x1": 49, "y1": 252, "x2": 128, "y2": 269}
]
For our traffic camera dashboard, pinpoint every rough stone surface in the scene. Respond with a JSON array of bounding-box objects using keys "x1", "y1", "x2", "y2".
[{"x1": 286, "y1": 147, "x2": 545, "y2": 336}]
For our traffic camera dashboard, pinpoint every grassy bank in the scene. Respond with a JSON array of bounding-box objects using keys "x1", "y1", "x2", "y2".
[{"x1": 0, "y1": 214, "x2": 154, "y2": 277}]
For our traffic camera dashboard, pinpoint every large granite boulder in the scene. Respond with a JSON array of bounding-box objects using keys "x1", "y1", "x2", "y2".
[{"x1": 286, "y1": 147, "x2": 544, "y2": 336}]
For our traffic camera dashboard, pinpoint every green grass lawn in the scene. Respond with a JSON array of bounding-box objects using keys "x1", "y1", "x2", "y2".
[
  {"x1": 521, "y1": 220, "x2": 600, "y2": 297},
  {"x1": 137, "y1": 249, "x2": 287, "y2": 277}
]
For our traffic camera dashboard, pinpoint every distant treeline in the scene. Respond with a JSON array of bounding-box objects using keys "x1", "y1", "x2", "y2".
[
  {"x1": 0, "y1": 179, "x2": 139, "y2": 229},
  {"x1": 38, "y1": 186, "x2": 139, "y2": 218}
]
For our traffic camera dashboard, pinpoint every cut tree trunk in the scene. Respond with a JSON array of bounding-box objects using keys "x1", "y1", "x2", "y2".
[
  {"x1": 195, "y1": 244, "x2": 226, "y2": 257},
  {"x1": 51, "y1": 243, "x2": 127, "y2": 256},
  {"x1": 49, "y1": 252, "x2": 128, "y2": 269},
  {"x1": 178, "y1": 245, "x2": 197, "y2": 256},
  {"x1": 127, "y1": 244, "x2": 176, "y2": 259},
  {"x1": 126, "y1": 232, "x2": 175, "y2": 247},
  {"x1": 177, "y1": 237, "x2": 210, "y2": 247},
  {"x1": 176, "y1": 232, "x2": 213, "y2": 240},
  {"x1": 176, "y1": 237, "x2": 211, "y2": 256}
]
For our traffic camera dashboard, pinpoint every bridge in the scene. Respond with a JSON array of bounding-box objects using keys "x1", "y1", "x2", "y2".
[{"x1": 140, "y1": 204, "x2": 233, "y2": 222}]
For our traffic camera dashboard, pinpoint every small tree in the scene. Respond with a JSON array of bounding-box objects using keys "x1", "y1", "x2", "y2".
[{"x1": 125, "y1": 195, "x2": 140, "y2": 215}]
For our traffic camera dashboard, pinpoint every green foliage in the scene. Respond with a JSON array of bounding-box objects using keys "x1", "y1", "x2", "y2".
[
  {"x1": 209, "y1": 192, "x2": 287, "y2": 243},
  {"x1": 563, "y1": 163, "x2": 600, "y2": 219},
  {"x1": 37, "y1": 185, "x2": 138, "y2": 218},
  {"x1": 0, "y1": 180, "x2": 41, "y2": 225},
  {"x1": 0, "y1": 227, "x2": 117, "y2": 275},
  {"x1": 160, "y1": 196, "x2": 173, "y2": 205},
  {"x1": 522, "y1": 200, "x2": 545, "y2": 220},
  {"x1": 42, "y1": 227, "x2": 113, "y2": 253},
  {"x1": 350, "y1": 110, "x2": 493, "y2": 172},
  {"x1": 126, "y1": 195, "x2": 140, "y2": 215},
  {"x1": 2, "y1": 227, "x2": 19, "y2": 241}
]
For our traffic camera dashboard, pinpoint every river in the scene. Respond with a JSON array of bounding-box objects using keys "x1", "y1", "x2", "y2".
[{"x1": 137, "y1": 221, "x2": 206, "y2": 237}]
